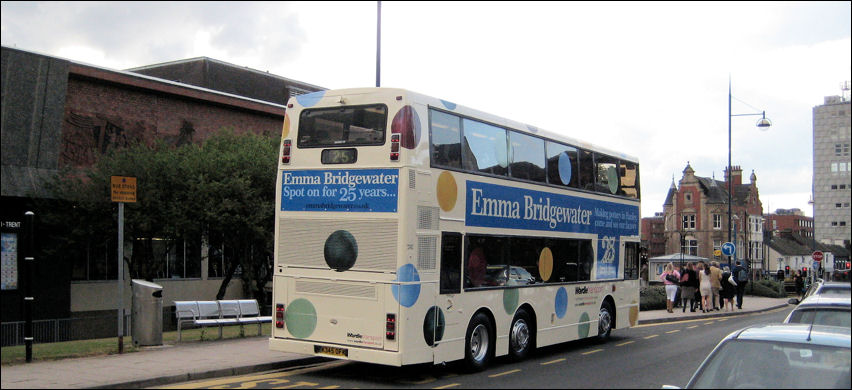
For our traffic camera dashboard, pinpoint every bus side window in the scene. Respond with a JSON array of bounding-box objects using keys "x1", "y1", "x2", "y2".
[
  {"x1": 430, "y1": 109, "x2": 462, "y2": 169},
  {"x1": 624, "y1": 242, "x2": 640, "y2": 280},
  {"x1": 440, "y1": 233, "x2": 462, "y2": 294}
]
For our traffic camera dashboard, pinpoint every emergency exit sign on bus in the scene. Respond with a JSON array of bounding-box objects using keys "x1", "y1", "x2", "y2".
[{"x1": 111, "y1": 176, "x2": 137, "y2": 203}]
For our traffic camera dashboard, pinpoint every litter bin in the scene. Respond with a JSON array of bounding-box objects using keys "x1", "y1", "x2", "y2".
[{"x1": 131, "y1": 279, "x2": 163, "y2": 347}]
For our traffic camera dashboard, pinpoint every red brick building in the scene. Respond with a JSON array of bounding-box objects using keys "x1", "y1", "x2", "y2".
[
  {"x1": 661, "y1": 163, "x2": 765, "y2": 270},
  {"x1": 764, "y1": 208, "x2": 814, "y2": 240}
]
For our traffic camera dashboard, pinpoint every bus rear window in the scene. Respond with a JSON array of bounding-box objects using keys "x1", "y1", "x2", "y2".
[{"x1": 298, "y1": 104, "x2": 388, "y2": 148}]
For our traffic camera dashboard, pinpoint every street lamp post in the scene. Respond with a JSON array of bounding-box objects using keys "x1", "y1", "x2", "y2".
[{"x1": 727, "y1": 77, "x2": 771, "y2": 270}]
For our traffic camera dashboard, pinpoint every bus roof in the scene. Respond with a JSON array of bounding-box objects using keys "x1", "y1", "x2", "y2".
[{"x1": 288, "y1": 87, "x2": 639, "y2": 164}]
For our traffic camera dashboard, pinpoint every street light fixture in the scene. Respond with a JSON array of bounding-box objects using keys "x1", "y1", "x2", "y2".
[{"x1": 727, "y1": 76, "x2": 772, "y2": 270}]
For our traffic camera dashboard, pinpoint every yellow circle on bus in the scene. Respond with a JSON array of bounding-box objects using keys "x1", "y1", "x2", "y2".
[
  {"x1": 436, "y1": 171, "x2": 458, "y2": 212},
  {"x1": 282, "y1": 112, "x2": 290, "y2": 139},
  {"x1": 538, "y1": 247, "x2": 554, "y2": 282}
]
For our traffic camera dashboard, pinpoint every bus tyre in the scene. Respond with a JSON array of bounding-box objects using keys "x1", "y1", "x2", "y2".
[
  {"x1": 508, "y1": 308, "x2": 533, "y2": 361},
  {"x1": 597, "y1": 301, "x2": 614, "y2": 342},
  {"x1": 464, "y1": 312, "x2": 494, "y2": 372}
]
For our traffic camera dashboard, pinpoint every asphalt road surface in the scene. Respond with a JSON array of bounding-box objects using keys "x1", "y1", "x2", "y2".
[{"x1": 158, "y1": 306, "x2": 793, "y2": 389}]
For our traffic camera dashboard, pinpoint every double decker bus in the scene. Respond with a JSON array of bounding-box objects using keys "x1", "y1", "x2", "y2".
[{"x1": 270, "y1": 88, "x2": 641, "y2": 370}]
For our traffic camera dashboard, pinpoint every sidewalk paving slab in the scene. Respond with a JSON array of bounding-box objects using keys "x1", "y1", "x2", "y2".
[{"x1": 0, "y1": 295, "x2": 790, "y2": 389}]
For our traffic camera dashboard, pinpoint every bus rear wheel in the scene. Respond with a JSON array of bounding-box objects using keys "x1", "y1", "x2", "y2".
[
  {"x1": 509, "y1": 308, "x2": 533, "y2": 361},
  {"x1": 464, "y1": 312, "x2": 494, "y2": 372},
  {"x1": 597, "y1": 301, "x2": 614, "y2": 342}
]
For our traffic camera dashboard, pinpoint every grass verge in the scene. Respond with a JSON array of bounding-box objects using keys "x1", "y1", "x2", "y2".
[{"x1": 1, "y1": 323, "x2": 271, "y2": 366}]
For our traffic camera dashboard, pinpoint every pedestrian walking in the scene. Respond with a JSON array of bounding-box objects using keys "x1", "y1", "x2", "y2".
[
  {"x1": 720, "y1": 266, "x2": 737, "y2": 311},
  {"x1": 699, "y1": 262, "x2": 713, "y2": 313},
  {"x1": 679, "y1": 263, "x2": 696, "y2": 313},
  {"x1": 794, "y1": 271, "x2": 805, "y2": 299},
  {"x1": 732, "y1": 261, "x2": 748, "y2": 309},
  {"x1": 660, "y1": 262, "x2": 680, "y2": 313},
  {"x1": 709, "y1": 261, "x2": 722, "y2": 311}
]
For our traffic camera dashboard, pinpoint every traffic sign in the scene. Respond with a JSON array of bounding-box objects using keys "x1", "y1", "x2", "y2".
[
  {"x1": 714, "y1": 249, "x2": 722, "y2": 257},
  {"x1": 812, "y1": 251, "x2": 824, "y2": 262},
  {"x1": 721, "y1": 242, "x2": 736, "y2": 257},
  {"x1": 111, "y1": 176, "x2": 137, "y2": 203}
]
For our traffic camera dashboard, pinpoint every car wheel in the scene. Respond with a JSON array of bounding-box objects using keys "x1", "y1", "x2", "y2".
[
  {"x1": 597, "y1": 301, "x2": 614, "y2": 342},
  {"x1": 464, "y1": 312, "x2": 494, "y2": 372},
  {"x1": 509, "y1": 308, "x2": 534, "y2": 361}
]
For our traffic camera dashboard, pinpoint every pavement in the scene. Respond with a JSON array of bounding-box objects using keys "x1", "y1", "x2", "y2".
[{"x1": 0, "y1": 295, "x2": 791, "y2": 389}]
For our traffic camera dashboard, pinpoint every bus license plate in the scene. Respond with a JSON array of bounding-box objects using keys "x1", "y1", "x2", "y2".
[{"x1": 314, "y1": 345, "x2": 348, "y2": 358}]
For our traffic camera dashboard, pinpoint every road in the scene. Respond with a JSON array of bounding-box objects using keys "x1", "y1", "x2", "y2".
[{"x1": 158, "y1": 306, "x2": 792, "y2": 389}]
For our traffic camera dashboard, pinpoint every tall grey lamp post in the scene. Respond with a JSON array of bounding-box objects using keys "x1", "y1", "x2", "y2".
[{"x1": 727, "y1": 76, "x2": 771, "y2": 270}]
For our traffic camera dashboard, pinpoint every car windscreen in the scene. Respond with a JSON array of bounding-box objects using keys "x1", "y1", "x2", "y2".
[
  {"x1": 297, "y1": 104, "x2": 387, "y2": 148},
  {"x1": 788, "y1": 308, "x2": 851, "y2": 328},
  {"x1": 689, "y1": 339, "x2": 851, "y2": 389}
]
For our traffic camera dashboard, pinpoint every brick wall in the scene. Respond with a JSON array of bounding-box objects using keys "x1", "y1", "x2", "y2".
[{"x1": 60, "y1": 76, "x2": 284, "y2": 168}]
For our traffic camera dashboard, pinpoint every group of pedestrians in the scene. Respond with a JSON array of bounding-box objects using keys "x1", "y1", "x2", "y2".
[{"x1": 660, "y1": 260, "x2": 749, "y2": 314}]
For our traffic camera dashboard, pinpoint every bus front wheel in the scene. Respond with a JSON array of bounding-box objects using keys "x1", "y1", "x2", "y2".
[{"x1": 464, "y1": 312, "x2": 494, "y2": 372}]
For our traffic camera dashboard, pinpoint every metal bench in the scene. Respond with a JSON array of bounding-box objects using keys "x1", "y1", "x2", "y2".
[{"x1": 174, "y1": 299, "x2": 272, "y2": 341}]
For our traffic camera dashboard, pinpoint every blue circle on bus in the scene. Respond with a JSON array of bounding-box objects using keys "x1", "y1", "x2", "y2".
[
  {"x1": 555, "y1": 287, "x2": 568, "y2": 319},
  {"x1": 296, "y1": 91, "x2": 325, "y2": 107},
  {"x1": 392, "y1": 264, "x2": 421, "y2": 307},
  {"x1": 558, "y1": 152, "x2": 573, "y2": 185}
]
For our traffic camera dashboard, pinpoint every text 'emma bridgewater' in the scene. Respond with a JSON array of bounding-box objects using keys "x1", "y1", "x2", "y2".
[
  {"x1": 282, "y1": 171, "x2": 398, "y2": 189},
  {"x1": 470, "y1": 188, "x2": 592, "y2": 229}
]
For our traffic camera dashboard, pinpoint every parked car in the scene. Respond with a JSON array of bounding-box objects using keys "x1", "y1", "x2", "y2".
[
  {"x1": 795, "y1": 279, "x2": 851, "y2": 303},
  {"x1": 784, "y1": 294, "x2": 851, "y2": 328},
  {"x1": 664, "y1": 323, "x2": 851, "y2": 389}
]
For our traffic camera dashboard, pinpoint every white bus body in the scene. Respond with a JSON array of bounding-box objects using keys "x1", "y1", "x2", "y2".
[{"x1": 270, "y1": 88, "x2": 641, "y2": 369}]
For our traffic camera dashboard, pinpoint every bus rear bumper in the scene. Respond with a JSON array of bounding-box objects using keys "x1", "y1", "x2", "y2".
[{"x1": 269, "y1": 337, "x2": 404, "y2": 367}]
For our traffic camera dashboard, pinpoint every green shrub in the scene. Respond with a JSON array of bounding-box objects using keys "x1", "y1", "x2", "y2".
[
  {"x1": 640, "y1": 285, "x2": 668, "y2": 311},
  {"x1": 747, "y1": 279, "x2": 786, "y2": 298}
]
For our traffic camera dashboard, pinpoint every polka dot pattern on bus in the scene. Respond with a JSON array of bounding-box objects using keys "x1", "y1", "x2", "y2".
[
  {"x1": 538, "y1": 247, "x2": 553, "y2": 282},
  {"x1": 558, "y1": 152, "x2": 573, "y2": 185},
  {"x1": 578, "y1": 312, "x2": 591, "y2": 338},
  {"x1": 391, "y1": 105, "x2": 421, "y2": 149},
  {"x1": 423, "y1": 306, "x2": 445, "y2": 346},
  {"x1": 436, "y1": 171, "x2": 458, "y2": 212},
  {"x1": 440, "y1": 99, "x2": 456, "y2": 110},
  {"x1": 285, "y1": 298, "x2": 317, "y2": 339},
  {"x1": 324, "y1": 230, "x2": 358, "y2": 271},
  {"x1": 503, "y1": 289, "x2": 519, "y2": 315},
  {"x1": 296, "y1": 91, "x2": 325, "y2": 107},
  {"x1": 391, "y1": 264, "x2": 421, "y2": 308},
  {"x1": 555, "y1": 287, "x2": 568, "y2": 319},
  {"x1": 281, "y1": 112, "x2": 290, "y2": 139}
]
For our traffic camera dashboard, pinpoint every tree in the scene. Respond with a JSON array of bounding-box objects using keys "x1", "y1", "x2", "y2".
[{"x1": 41, "y1": 129, "x2": 278, "y2": 306}]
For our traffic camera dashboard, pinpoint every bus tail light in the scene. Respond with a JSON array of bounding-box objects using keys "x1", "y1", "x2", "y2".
[
  {"x1": 276, "y1": 304, "x2": 285, "y2": 329},
  {"x1": 390, "y1": 134, "x2": 400, "y2": 161},
  {"x1": 281, "y1": 140, "x2": 292, "y2": 164},
  {"x1": 386, "y1": 313, "x2": 396, "y2": 340}
]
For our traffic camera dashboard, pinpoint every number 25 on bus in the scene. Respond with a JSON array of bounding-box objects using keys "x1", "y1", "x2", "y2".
[{"x1": 271, "y1": 88, "x2": 642, "y2": 371}]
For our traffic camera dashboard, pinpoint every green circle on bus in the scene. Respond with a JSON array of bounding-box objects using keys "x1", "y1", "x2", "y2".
[
  {"x1": 578, "y1": 312, "x2": 591, "y2": 338},
  {"x1": 503, "y1": 289, "x2": 519, "y2": 315},
  {"x1": 607, "y1": 166, "x2": 619, "y2": 194},
  {"x1": 285, "y1": 298, "x2": 317, "y2": 339}
]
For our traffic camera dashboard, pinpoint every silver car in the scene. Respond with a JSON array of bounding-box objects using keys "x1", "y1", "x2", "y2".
[
  {"x1": 784, "y1": 295, "x2": 850, "y2": 328},
  {"x1": 666, "y1": 323, "x2": 851, "y2": 389}
]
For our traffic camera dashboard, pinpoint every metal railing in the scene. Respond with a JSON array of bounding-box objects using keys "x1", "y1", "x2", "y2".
[{"x1": 1, "y1": 314, "x2": 131, "y2": 347}]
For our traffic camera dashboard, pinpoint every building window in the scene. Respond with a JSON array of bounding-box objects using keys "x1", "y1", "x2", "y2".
[
  {"x1": 682, "y1": 239, "x2": 698, "y2": 256},
  {"x1": 682, "y1": 214, "x2": 696, "y2": 230},
  {"x1": 713, "y1": 214, "x2": 722, "y2": 230}
]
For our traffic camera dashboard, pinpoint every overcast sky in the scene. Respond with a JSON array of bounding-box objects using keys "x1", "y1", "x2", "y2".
[{"x1": 2, "y1": 1, "x2": 850, "y2": 219}]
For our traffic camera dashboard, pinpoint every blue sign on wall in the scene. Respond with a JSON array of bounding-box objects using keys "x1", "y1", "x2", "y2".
[
  {"x1": 465, "y1": 181, "x2": 639, "y2": 279},
  {"x1": 281, "y1": 169, "x2": 399, "y2": 212}
]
